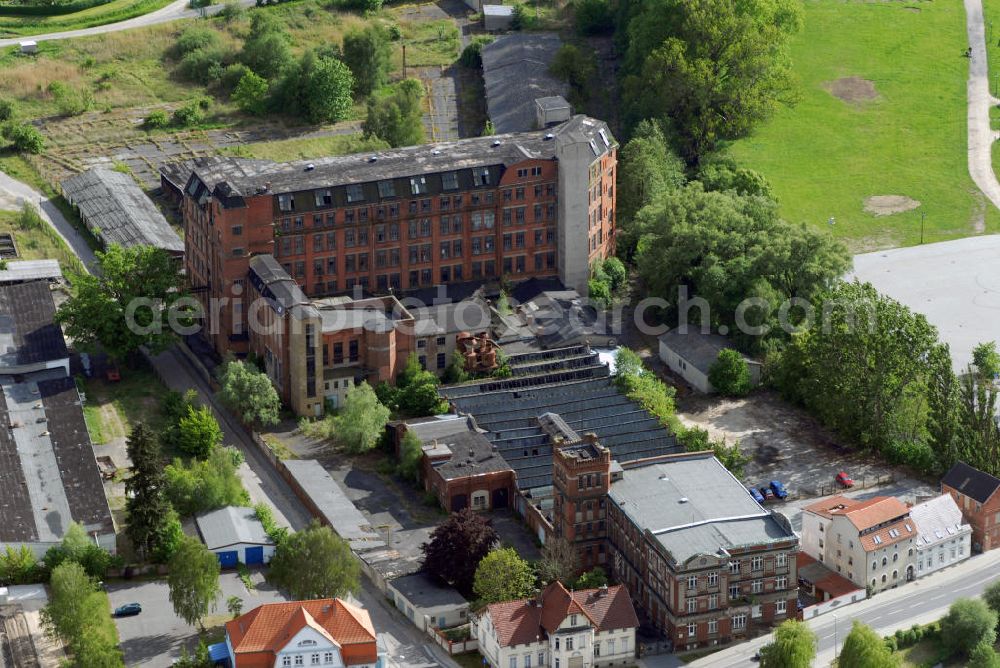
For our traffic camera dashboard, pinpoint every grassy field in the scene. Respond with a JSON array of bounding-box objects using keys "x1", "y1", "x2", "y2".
[
  {"x1": 729, "y1": 0, "x2": 996, "y2": 251},
  {"x1": 0, "y1": 0, "x2": 174, "y2": 37},
  {"x1": 81, "y1": 364, "x2": 170, "y2": 444},
  {"x1": 0, "y1": 206, "x2": 86, "y2": 274}
]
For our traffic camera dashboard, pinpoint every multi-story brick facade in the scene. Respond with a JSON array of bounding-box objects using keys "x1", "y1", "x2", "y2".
[
  {"x1": 552, "y1": 437, "x2": 611, "y2": 570},
  {"x1": 172, "y1": 116, "x2": 617, "y2": 362},
  {"x1": 571, "y1": 451, "x2": 800, "y2": 652},
  {"x1": 942, "y1": 461, "x2": 1000, "y2": 552}
]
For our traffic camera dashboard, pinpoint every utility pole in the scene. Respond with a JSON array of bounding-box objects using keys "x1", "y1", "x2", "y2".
[
  {"x1": 402, "y1": 44, "x2": 407, "y2": 78},
  {"x1": 920, "y1": 211, "x2": 925, "y2": 244},
  {"x1": 834, "y1": 614, "x2": 839, "y2": 659}
]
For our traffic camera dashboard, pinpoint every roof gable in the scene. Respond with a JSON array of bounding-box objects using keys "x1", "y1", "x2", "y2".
[
  {"x1": 227, "y1": 599, "x2": 376, "y2": 657},
  {"x1": 942, "y1": 461, "x2": 1000, "y2": 504}
]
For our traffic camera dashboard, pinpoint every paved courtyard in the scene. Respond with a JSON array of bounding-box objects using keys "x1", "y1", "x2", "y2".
[
  {"x1": 108, "y1": 570, "x2": 287, "y2": 667},
  {"x1": 851, "y1": 234, "x2": 1000, "y2": 372}
]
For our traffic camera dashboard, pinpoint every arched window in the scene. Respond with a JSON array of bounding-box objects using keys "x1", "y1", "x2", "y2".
[
  {"x1": 881, "y1": 556, "x2": 887, "y2": 567},
  {"x1": 881, "y1": 574, "x2": 887, "y2": 583},
  {"x1": 908, "y1": 548, "x2": 913, "y2": 557},
  {"x1": 892, "y1": 570, "x2": 898, "y2": 580}
]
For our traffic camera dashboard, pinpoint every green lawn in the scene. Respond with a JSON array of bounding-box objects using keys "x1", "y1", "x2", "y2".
[
  {"x1": 730, "y1": 0, "x2": 997, "y2": 251},
  {"x1": 0, "y1": 0, "x2": 174, "y2": 37}
]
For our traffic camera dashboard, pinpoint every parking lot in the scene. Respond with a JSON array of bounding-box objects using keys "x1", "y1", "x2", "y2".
[
  {"x1": 108, "y1": 570, "x2": 286, "y2": 667},
  {"x1": 676, "y1": 390, "x2": 937, "y2": 513}
]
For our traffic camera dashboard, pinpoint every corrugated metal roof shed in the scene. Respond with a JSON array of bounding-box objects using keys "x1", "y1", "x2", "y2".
[
  {"x1": 196, "y1": 506, "x2": 272, "y2": 550},
  {"x1": 0, "y1": 259, "x2": 61, "y2": 284},
  {"x1": 61, "y1": 168, "x2": 183, "y2": 254},
  {"x1": 481, "y1": 33, "x2": 569, "y2": 133}
]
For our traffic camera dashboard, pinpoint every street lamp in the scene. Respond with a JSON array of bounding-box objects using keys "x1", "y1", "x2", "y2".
[{"x1": 834, "y1": 614, "x2": 839, "y2": 658}]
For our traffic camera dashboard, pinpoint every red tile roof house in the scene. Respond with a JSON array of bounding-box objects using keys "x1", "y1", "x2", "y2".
[
  {"x1": 220, "y1": 599, "x2": 386, "y2": 668},
  {"x1": 474, "y1": 581, "x2": 639, "y2": 668},
  {"x1": 800, "y1": 496, "x2": 918, "y2": 594}
]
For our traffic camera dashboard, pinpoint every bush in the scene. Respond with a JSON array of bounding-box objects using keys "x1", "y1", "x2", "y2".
[
  {"x1": 588, "y1": 277, "x2": 611, "y2": 308},
  {"x1": 0, "y1": 99, "x2": 14, "y2": 122},
  {"x1": 602, "y1": 257, "x2": 627, "y2": 291},
  {"x1": 48, "y1": 81, "x2": 93, "y2": 116},
  {"x1": 164, "y1": 447, "x2": 250, "y2": 516},
  {"x1": 708, "y1": 349, "x2": 752, "y2": 397},
  {"x1": 220, "y1": 0, "x2": 244, "y2": 20},
  {"x1": 3, "y1": 122, "x2": 45, "y2": 154},
  {"x1": 144, "y1": 109, "x2": 170, "y2": 129},
  {"x1": 174, "y1": 26, "x2": 221, "y2": 57},
  {"x1": 459, "y1": 35, "x2": 493, "y2": 68},
  {"x1": 232, "y1": 71, "x2": 270, "y2": 115},
  {"x1": 172, "y1": 100, "x2": 206, "y2": 127},
  {"x1": 178, "y1": 47, "x2": 227, "y2": 85},
  {"x1": 221, "y1": 63, "x2": 252, "y2": 92}
]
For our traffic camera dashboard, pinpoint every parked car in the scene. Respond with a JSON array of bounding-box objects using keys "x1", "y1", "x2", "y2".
[
  {"x1": 749, "y1": 487, "x2": 765, "y2": 503},
  {"x1": 836, "y1": 471, "x2": 854, "y2": 488},
  {"x1": 759, "y1": 486, "x2": 775, "y2": 501},
  {"x1": 114, "y1": 603, "x2": 142, "y2": 617},
  {"x1": 769, "y1": 480, "x2": 788, "y2": 499}
]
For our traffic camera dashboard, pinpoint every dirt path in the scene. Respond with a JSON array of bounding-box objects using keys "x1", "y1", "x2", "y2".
[{"x1": 965, "y1": 0, "x2": 1000, "y2": 209}]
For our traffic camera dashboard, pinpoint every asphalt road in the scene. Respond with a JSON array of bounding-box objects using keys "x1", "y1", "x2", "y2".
[
  {"x1": 965, "y1": 0, "x2": 1000, "y2": 211},
  {"x1": 0, "y1": 0, "x2": 257, "y2": 48},
  {"x1": 690, "y1": 548, "x2": 1000, "y2": 667}
]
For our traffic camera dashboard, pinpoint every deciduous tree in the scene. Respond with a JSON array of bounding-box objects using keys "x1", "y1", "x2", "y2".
[
  {"x1": 708, "y1": 349, "x2": 751, "y2": 397},
  {"x1": 837, "y1": 621, "x2": 898, "y2": 668},
  {"x1": 43, "y1": 522, "x2": 113, "y2": 579},
  {"x1": 334, "y1": 382, "x2": 390, "y2": 453},
  {"x1": 164, "y1": 447, "x2": 249, "y2": 517},
  {"x1": 759, "y1": 620, "x2": 816, "y2": 668},
  {"x1": 537, "y1": 536, "x2": 579, "y2": 586},
  {"x1": 168, "y1": 535, "x2": 221, "y2": 629},
  {"x1": 232, "y1": 71, "x2": 269, "y2": 116},
  {"x1": 422, "y1": 508, "x2": 498, "y2": 597},
  {"x1": 940, "y1": 598, "x2": 998, "y2": 658},
  {"x1": 240, "y1": 13, "x2": 294, "y2": 80},
  {"x1": 973, "y1": 341, "x2": 1000, "y2": 379},
  {"x1": 342, "y1": 25, "x2": 391, "y2": 97},
  {"x1": 42, "y1": 562, "x2": 123, "y2": 667},
  {"x1": 363, "y1": 78, "x2": 425, "y2": 148},
  {"x1": 177, "y1": 405, "x2": 223, "y2": 459},
  {"x1": 473, "y1": 547, "x2": 536, "y2": 604},
  {"x1": 55, "y1": 245, "x2": 185, "y2": 361},
  {"x1": 396, "y1": 353, "x2": 448, "y2": 417},
  {"x1": 268, "y1": 521, "x2": 360, "y2": 600},
  {"x1": 622, "y1": 0, "x2": 802, "y2": 164},
  {"x1": 217, "y1": 360, "x2": 281, "y2": 427}
]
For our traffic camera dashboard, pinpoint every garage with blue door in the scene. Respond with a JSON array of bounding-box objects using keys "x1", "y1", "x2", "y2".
[
  {"x1": 195, "y1": 506, "x2": 277, "y2": 568},
  {"x1": 217, "y1": 550, "x2": 239, "y2": 568}
]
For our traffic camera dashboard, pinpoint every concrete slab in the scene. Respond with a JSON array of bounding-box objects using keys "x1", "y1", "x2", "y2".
[{"x1": 850, "y1": 235, "x2": 1000, "y2": 372}]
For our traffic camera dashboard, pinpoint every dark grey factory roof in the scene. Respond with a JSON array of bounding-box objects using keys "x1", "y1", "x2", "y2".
[
  {"x1": 0, "y1": 259, "x2": 62, "y2": 284},
  {"x1": 185, "y1": 116, "x2": 610, "y2": 200},
  {"x1": 440, "y1": 347, "x2": 681, "y2": 490},
  {"x1": 389, "y1": 572, "x2": 468, "y2": 609},
  {"x1": 942, "y1": 461, "x2": 1000, "y2": 504},
  {"x1": 62, "y1": 168, "x2": 183, "y2": 253},
  {"x1": 0, "y1": 281, "x2": 68, "y2": 370},
  {"x1": 658, "y1": 329, "x2": 747, "y2": 375},
  {"x1": 196, "y1": 505, "x2": 272, "y2": 550},
  {"x1": 0, "y1": 372, "x2": 113, "y2": 544},
  {"x1": 411, "y1": 300, "x2": 491, "y2": 337},
  {"x1": 481, "y1": 33, "x2": 569, "y2": 133},
  {"x1": 427, "y1": 428, "x2": 511, "y2": 481},
  {"x1": 609, "y1": 453, "x2": 796, "y2": 566},
  {"x1": 248, "y1": 255, "x2": 320, "y2": 320}
]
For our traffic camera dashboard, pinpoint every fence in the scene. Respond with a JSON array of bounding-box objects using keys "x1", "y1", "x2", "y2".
[
  {"x1": 429, "y1": 626, "x2": 479, "y2": 656},
  {"x1": 808, "y1": 474, "x2": 894, "y2": 499}
]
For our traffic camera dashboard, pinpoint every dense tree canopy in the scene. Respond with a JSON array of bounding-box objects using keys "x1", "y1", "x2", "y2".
[
  {"x1": 168, "y1": 535, "x2": 221, "y2": 629},
  {"x1": 537, "y1": 536, "x2": 580, "y2": 586},
  {"x1": 634, "y1": 182, "x2": 849, "y2": 354},
  {"x1": 240, "y1": 13, "x2": 294, "y2": 80},
  {"x1": 940, "y1": 598, "x2": 998, "y2": 658},
  {"x1": 43, "y1": 562, "x2": 123, "y2": 666},
  {"x1": 177, "y1": 405, "x2": 223, "y2": 459},
  {"x1": 43, "y1": 522, "x2": 114, "y2": 579},
  {"x1": 473, "y1": 547, "x2": 536, "y2": 604},
  {"x1": 334, "y1": 382, "x2": 390, "y2": 452},
  {"x1": 164, "y1": 447, "x2": 249, "y2": 516},
  {"x1": 217, "y1": 360, "x2": 281, "y2": 427},
  {"x1": 422, "y1": 508, "x2": 498, "y2": 597},
  {"x1": 708, "y1": 349, "x2": 751, "y2": 397},
  {"x1": 342, "y1": 25, "x2": 392, "y2": 97},
  {"x1": 363, "y1": 78, "x2": 425, "y2": 148},
  {"x1": 759, "y1": 620, "x2": 816, "y2": 668},
  {"x1": 55, "y1": 245, "x2": 185, "y2": 361},
  {"x1": 838, "y1": 621, "x2": 899, "y2": 668},
  {"x1": 268, "y1": 521, "x2": 360, "y2": 600},
  {"x1": 621, "y1": 0, "x2": 802, "y2": 164}
]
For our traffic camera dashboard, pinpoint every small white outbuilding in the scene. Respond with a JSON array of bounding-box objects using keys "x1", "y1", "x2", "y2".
[
  {"x1": 19, "y1": 41, "x2": 37, "y2": 55},
  {"x1": 483, "y1": 4, "x2": 514, "y2": 31},
  {"x1": 195, "y1": 506, "x2": 276, "y2": 568}
]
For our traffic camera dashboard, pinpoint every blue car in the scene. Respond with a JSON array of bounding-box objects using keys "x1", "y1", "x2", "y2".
[
  {"x1": 770, "y1": 480, "x2": 788, "y2": 500},
  {"x1": 749, "y1": 487, "x2": 765, "y2": 504},
  {"x1": 114, "y1": 603, "x2": 142, "y2": 617}
]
